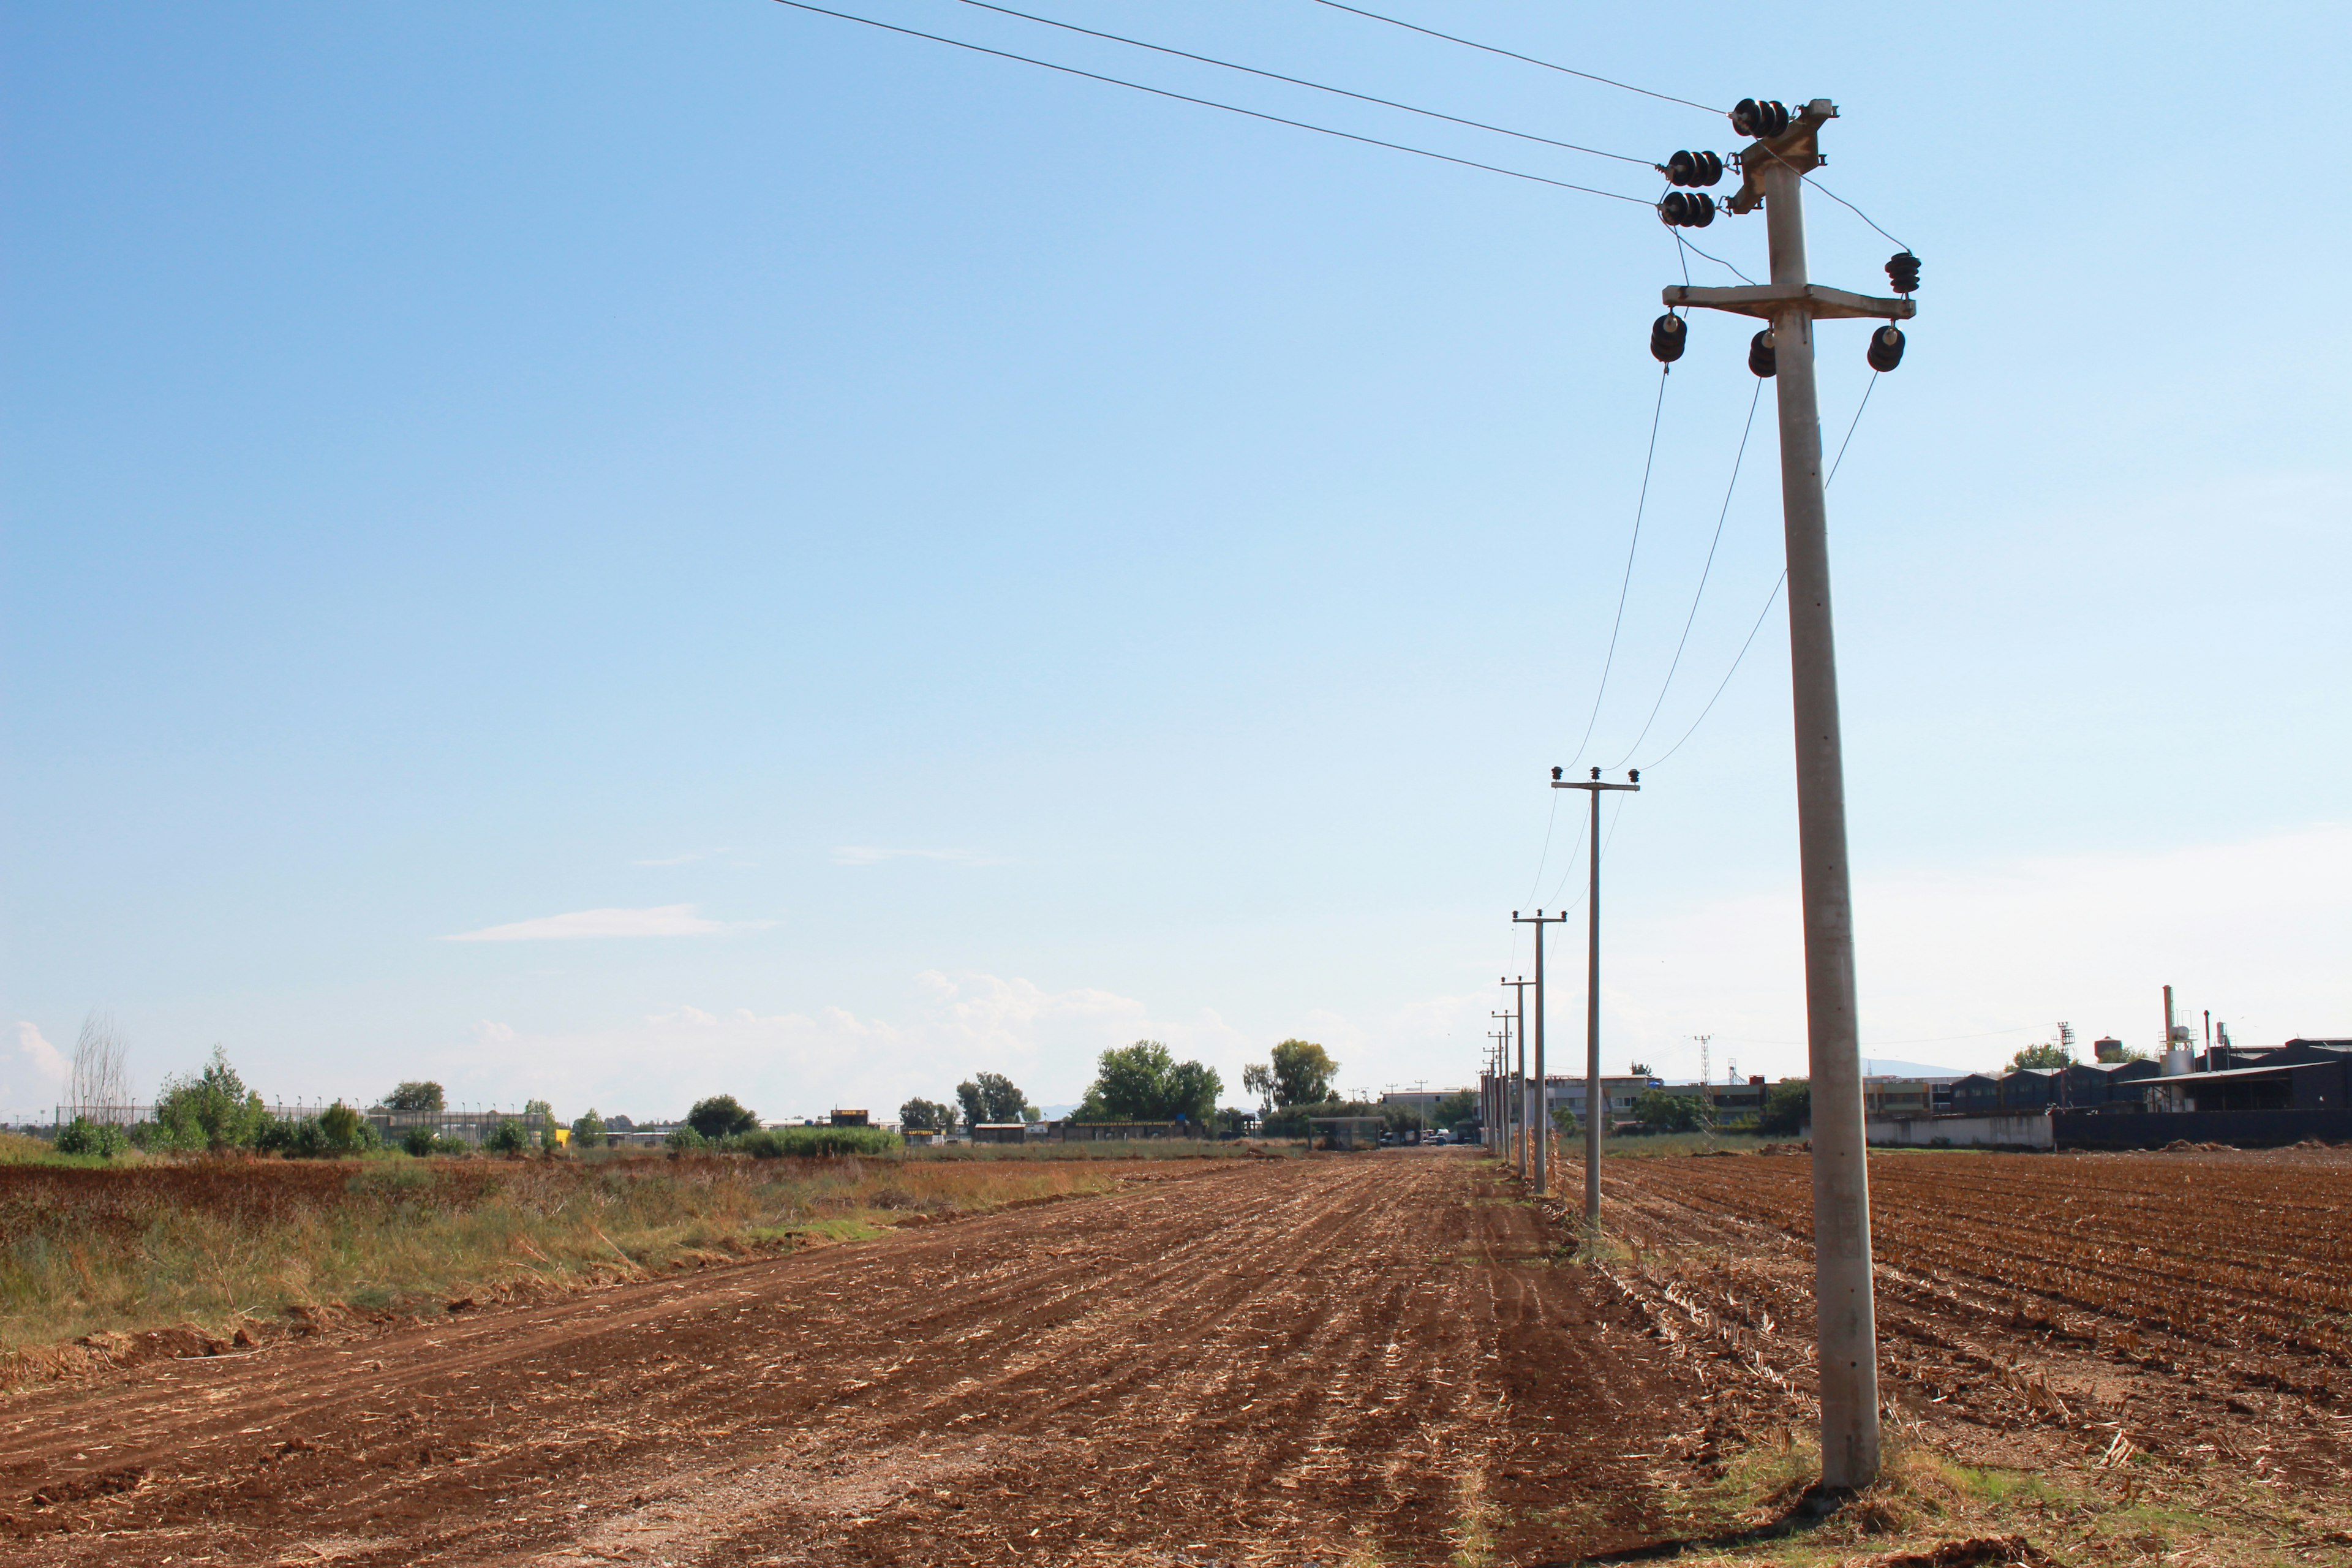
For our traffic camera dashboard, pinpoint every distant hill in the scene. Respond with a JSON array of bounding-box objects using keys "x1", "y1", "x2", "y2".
[{"x1": 1854, "y1": 1058, "x2": 1973, "y2": 1079}]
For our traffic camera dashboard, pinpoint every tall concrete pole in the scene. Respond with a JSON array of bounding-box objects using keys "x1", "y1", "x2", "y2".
[
  {"x1": 1658, "y1": 99, "x2": 1909, "y2": 1494},
  {"x1": 1501, "y1": 976, "x2": 1534, "y2": 1178},
  {"x1": 1512, "y1": 911, "x2": 1567, "y2": 1194},
  {"x1": 1758, "y1": 148, "x2": 1879, "y2": 1494}
]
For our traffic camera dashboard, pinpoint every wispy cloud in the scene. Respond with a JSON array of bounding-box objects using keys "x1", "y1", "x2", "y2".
[
  {"x1": 831, "y1": 846, "x2": 1009, "y2": 868},
  {"x1": 440, "y1": 905, "x2": 776, "y2": 943},
  {"x1": 630, "y1": 848, "x2": 739, "y2": 867}
]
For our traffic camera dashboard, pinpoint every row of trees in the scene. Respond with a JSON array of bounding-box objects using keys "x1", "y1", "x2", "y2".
[{"x1": 899, "y1": 1071, "x2": 1039, "y2": 1133}]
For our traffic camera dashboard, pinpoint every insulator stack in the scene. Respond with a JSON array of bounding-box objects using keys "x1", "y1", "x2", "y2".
[
  {"x1": 1664, "y1": 150, "x2": 1725, "y2": 187},
  {"x1": 1649, "y1": 313, "x2": 1687, "y2": 364},
  {"x1": 1747, "y1": 330, "x2": 1777, "y2": 379},
  {"x1": 1657, "y1": 191, "x2": 1717, "y2": 228},
  {"x1": 1730, "y1": 99, "x2": 1791, "y2": 138},
  {"x1": 1867, "y1": 324, "x2": 1907, "y2": 372},
  {"x1": 1885, "y1": 251, "x2": 1921, "y2": 294}
]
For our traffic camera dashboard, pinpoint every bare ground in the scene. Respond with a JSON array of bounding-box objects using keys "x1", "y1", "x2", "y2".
[{"x1": 0, "y1": 1151, "x2": 1697, "y2": 1566}]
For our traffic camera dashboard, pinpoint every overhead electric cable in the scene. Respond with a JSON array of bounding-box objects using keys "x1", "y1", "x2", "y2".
[
  {"x1": 768, "y1": 1, "x2": 1651, "y2": 205},
  {"x1": 1311, "y1": 1, "x2": 1722, "y2": 116},
  {"x1": 1639, "y1": 374, "x2": 1881, "y2": 770},
  {"x1": 955, "y1": 0, "x2": 1654, "y2": 167},
  {"x1": 1611, "y1": 379, "x2": 1762, "y2": 767},
  {"x1": 1806, "y1": 176, "x2": 1911, "y2": 252},
  {"x1": 1563, "y1": 364, "x2": 1670, "y2": 767},
  {"x1": 1672, "y1": 230, "x2": 1756, "y2": 285}
]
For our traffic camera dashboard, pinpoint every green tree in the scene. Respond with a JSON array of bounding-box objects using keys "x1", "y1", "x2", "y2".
[
  {"x1": 570, "y1": 1109, "x2": 608, "y2": 1148},
  {"x1": 1632, "y1": 1090, "x2": 1703, "y2": 1134},
  {"x1": 2010, "y1": 1041, "x2": 2073, "y2": 1070},
  {"x1": 899, "y1": 1097, "x2": 956, "y2": 1133},
  {"x1": 686, "y1": 1095, "x2": 760, "y2": 1140},
  {"x1": 1080, "y1": 1041, "x2": 1223, "y2": 1124},
  {"x1": 318, "y1": 1101, "x2": 366, "y2": 1152},
  {"x1": 1243, "y1": 1040, "x2": 1338, "y2": 1110},
  {"x1": 485, "y1": 1118, "x2": 530, "y2": 1155},
  {"x1": 384, "y1": 1080, "x2": 445, "y2": 1113},
  {"x1": 665, "y1": 1125, "x2": 708, "y2": 1154},
  {"x1": 954, "y1": 1072, "x2": 1036, "y2": 1127},
  {"x1": 1431, "y1": 1090, "x2": 1479, "y2": 1133},
  {"x1": 1757, "y1": 1079, "x2": 1812, "y2": 1136},
  {"x1": 402, "y1": 1124, "x2": 439, "y2": 1158},
  {"x1": 154, "y1": 1046, "x2": 269, "y2": 1152}
]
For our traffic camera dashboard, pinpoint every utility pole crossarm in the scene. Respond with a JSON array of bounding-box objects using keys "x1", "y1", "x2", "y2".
[{"x1": 1664, "y1": 283, "x2": 1913, "y2": 322}]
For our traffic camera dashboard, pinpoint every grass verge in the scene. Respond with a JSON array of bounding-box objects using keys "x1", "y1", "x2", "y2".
[{"x1": 0, "y1": 1151, "x2": 1131, "y2": 1382}]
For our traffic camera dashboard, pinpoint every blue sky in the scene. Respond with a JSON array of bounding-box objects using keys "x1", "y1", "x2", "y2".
[{"x1": 5, "y1": 1, "x2": 2346, "y2": 1123}]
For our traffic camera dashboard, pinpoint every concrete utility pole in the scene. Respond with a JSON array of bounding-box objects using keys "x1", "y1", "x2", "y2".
[
  {"x1": 1659, "y1": 99, "x2": 1913, "y2": 1493},
  {"x1": 1551, "y1": 767, "x2": 1640, "y2": 1228},
  {"x1": 1489, "y1": 1011, "x2": 1515, "y2": 1151},
  {"x1": 1510, "y1": 909, "x2": 1568, "y2": 1195},
  {"x1": 1501, "y1": 975, "x2": 1535, "y2": 1178}
]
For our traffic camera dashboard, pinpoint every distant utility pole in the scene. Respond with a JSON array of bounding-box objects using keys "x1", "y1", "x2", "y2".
[
  {"x1": 1501, "y1": 975, "x2": 1535, "y2": 1179},
  {"x1": 1488, "y1": 1012, "x2": 1515, "y2": 1150},
  {"x1": 1695, "y1": 1033, "x2": 1716, "y2": 1142},
  {"x1": 1510, "y1": 908, "x2": 1569, "y2": 1196},
  {"x1": 1551, "y1": 766, "x2": 1640, "y2": 1229},
  {"x1": 1654, "y1": 97, "x2": 1915, "y2": 1492}
]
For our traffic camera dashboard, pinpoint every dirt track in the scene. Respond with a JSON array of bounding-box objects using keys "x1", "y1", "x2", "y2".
[{"x1": 0, "y1": 1152, "x2": 1692, "y2": 1566}]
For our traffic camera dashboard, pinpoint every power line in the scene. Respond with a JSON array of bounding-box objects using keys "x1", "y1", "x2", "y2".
[
  {"x1": 1612, "y1": 378, "x2": 1762, "y2": 767},
  {"x1": 1564, "y1": 364, "x2": 1670, "y2": 767},
  {"x1": 1672, "y1": 229, "x2": 1756, "y2": 285},
  {"x1": 1311, "y1": 1, "x2": 1722, "y2": 116},
  {"x1": 954, "y1": 0, "x2": 1653, "y2": 168},
  {"x1": 1639, "y1": 372, "x2": 1883, "y2": 771},
  {"x1": 1807, "y1": 176, "x2": 1911, "y2": 252},
  {"x1": 768, "y1": 1, "x2": 1652, "y2": 205}
]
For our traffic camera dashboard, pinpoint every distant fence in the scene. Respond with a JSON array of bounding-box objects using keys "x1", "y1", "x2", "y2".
[
  {"x1": 53, "y1": 1102, "x2": 348, "y2": 1128},
  {"x1": 1864, "y1": 1113, "x2": 2052, "y2": 1150}
]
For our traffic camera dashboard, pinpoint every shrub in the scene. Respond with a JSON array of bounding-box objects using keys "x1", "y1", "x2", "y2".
[
  {"x1": 686, "y1": 1096, "x2": 760, "y2": 1140},
  {"x1": 665, "y1": 1126, "x2": 709, "y2": 1155},
  {"x1": 55, "y1": 1117, "x2": 129, "y2": 1158},
  {"x1": 731, "y1": 1126, "x2": 901, "y2": 1158},
  {"x1": 570, "y1": 1109, "x2": 607, "y2": 1149},
  {"x1": 401, "y1": 1125, "x2": 438, "y2": 1158},
  {"x1": 153, "y1": 1046, "x2": 269, "y2": 1152},
  {"x1": 485, "y1": 1118, "x2": 530, "y2": 1155}
]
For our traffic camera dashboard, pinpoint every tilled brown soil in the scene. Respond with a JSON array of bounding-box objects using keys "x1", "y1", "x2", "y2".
[
  {"x1": 1591, "y1": 1149, "x2": 2352, "y2": 1509},
  {"x1": 0, "y1": 1152, "x2": 1696, "y2": 1566}
]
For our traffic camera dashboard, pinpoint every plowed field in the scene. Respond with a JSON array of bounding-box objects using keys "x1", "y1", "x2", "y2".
[
  {"x1": 0, "y1": 1152, "x2": 1698, "y2": 1566},
  {"x1": 1593, "y1": 1146, "x2": 2352, "y2": 1492}
]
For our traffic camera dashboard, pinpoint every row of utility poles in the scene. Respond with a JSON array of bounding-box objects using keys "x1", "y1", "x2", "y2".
[{"x1": 1477, "y1": 99, "x2": 1909, "y2": 1493}]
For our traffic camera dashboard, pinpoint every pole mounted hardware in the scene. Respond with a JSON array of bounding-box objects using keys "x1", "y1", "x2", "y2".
[
  {"x1": 1661, "y1": 149, "x2": 1726, "y2": 187},
  {"x1": 1649, "y1": 312, "x2": 1687, "y2": 363},
  {"x1": 1658, "y1": 190, "x2": 1718, "y2": 227},
  {"x1": 1749, "y1": 329, "x2": 1777, "y2": 379}
]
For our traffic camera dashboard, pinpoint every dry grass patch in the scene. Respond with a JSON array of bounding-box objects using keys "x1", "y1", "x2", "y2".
[{"x1": 0, "y1": 1152, "x2": 1125, "y2": 1379}]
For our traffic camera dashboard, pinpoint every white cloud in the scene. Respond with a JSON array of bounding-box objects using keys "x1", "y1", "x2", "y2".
[
  {"x1": 13, "y1": 1022, "x2": 68, "y2": 1085},
  {"x1": 440, "y1": 904, "x2": 776, "y2": 942},
  {"x1": 1608, "y1": 822, "x2": 2352, "y2": 1084},
  {"x1": 393, "y1": 971, "x2": 1247, "y2": 1124},
  {"x1": 831, "y1": 846, "x2": 1009, "y2": 868}
]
